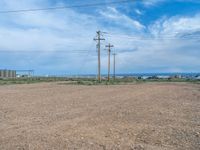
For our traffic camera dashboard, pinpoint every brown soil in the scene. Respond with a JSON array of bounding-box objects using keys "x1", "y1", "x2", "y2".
[{"x1": 0, "y1": 82, "x2": 199, "y2": 150}]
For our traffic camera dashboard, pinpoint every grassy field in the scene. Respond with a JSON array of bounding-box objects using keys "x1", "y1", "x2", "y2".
[{"x1": 0, "y1": 77, "x2": 199, "y2": 85}]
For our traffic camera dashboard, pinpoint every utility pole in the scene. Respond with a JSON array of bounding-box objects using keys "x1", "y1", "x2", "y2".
[
  {"x1": 106, "y1": 44, "x2": 114, "y2": 81},
  {"x1": 94, "y1": 31, "x2": 105, "y2": 82},
  {"x1": 113, "y1": 53, "x2": 117, "y2": 80}
]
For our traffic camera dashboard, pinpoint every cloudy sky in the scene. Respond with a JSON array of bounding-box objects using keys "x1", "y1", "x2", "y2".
[{"x1": 0, "y1": 0, "x2": 200, "y2": 75}]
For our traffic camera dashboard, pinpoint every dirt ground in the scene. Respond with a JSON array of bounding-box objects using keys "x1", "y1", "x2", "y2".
[{"x1": 0, "y1": 82, "x2": 199, "y2": 150}]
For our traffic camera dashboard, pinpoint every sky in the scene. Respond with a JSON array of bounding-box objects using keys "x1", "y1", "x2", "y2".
[{"x1": 0, "y1": 0, "x2": 200, "y2": 75}]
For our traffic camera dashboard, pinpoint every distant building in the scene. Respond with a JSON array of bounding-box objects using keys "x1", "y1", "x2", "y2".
[
  {"x1": 0, "y1": 70, "x2": 16, "y2": 78},
  {"x1": 16, "y1": 70, "x2": 34, "y2": 78}
]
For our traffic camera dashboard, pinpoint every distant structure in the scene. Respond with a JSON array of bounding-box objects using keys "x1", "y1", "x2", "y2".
[
  {"x1": 16, "y1": 70, "x2": 34, "y2": 78},
  {"x1": 0, "y1": 70, "x2": 16, "y2": 78}
]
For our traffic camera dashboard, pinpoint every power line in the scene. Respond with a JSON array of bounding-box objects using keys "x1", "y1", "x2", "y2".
[
  {"x1": 107, "y1": 35, "x2": 200, "y2": 40},
  {"x1": 0, "y1": 50, "x2": 95, "y2": 53},
  {"x1": 77, "y1": 42, "x2": 95, "y2": 75},
  {"x1": 106, "y1": 33, "x2": 200, "y2": 40},
  {"x1": 0, "y1": 0, "x2": 134, "y2": 14}
]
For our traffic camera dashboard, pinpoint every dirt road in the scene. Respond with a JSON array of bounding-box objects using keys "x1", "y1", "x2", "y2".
[{"x1": 0, "y1": 82, "x2": 199, "y2": 150}]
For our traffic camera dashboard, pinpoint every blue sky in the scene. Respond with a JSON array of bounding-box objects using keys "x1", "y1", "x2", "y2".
[{"x1": 0, "y1": 0, "x2": 200, "y2": 75}]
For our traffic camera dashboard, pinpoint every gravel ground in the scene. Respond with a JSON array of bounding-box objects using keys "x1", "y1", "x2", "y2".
[{"x1": 0, "y1": 82, "x2": 199, "y2": 150}]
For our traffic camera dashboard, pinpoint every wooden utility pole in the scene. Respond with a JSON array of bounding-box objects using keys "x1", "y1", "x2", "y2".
[
  {"x1": 113, "y1": 53, "x2": 117, "y2": 80},
  {"x1": 94, "y1": 31, "x2": 105, "y2": 82},
  {"x1": 106, "y1": 44, "x2": 114, "y2": 81}
]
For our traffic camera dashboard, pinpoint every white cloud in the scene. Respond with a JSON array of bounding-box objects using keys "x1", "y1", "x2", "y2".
[
  {"x1": 149, "y1": 14, "x2": 200, "y2": 36},
  {"x1": 0, "y1": 0, "x2": 100, "y2": 74},
  {"x1": 0, "y1": 1, "x2": 147, "y2": 74},
  {"x1": 0, "y1": 0, "x2": 199, "y2": 74},
  {"x1": 99, "y1": 7, "x2": 145, "y2": 30},
  {"x1": 142, "y1": 0, "x2": 166, "y2": 7},
  {"x1": 112, "y1": 14, "x2": 200, "y2": 73},
  {"x1": 135, "y1": 9, "x2": 142, "y2": 15}
]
